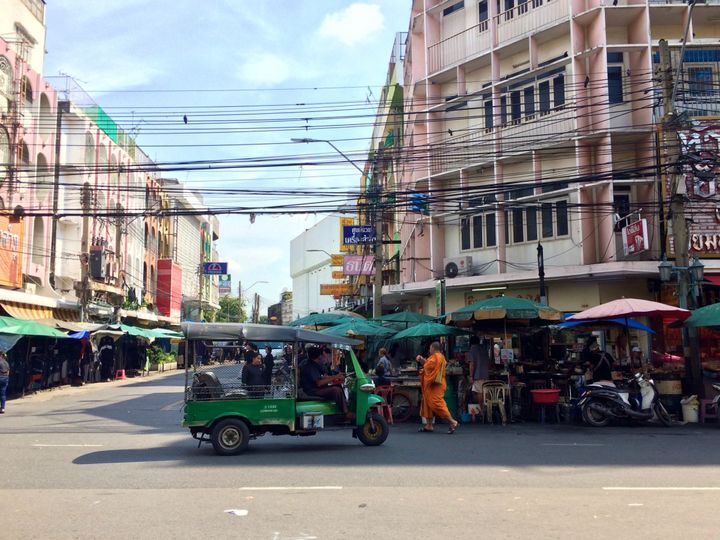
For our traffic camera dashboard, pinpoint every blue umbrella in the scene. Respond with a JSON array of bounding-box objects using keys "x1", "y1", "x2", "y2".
[{"x1": 557, "y1": 318, "x2": 655, "y2": 334}]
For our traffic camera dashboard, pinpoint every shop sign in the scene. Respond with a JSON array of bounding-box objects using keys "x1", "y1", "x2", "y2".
[
  {"x1": 0, "y1": 214, "x2": 23, "y2": 289},
  {"x1": 331, "y1": 271, "x2": 345, "y2": 279},
  {"x1": 622, "y1": 219, "x2": 649, "y2": 256},
  {"x1": 464, "y1": 288, "x2": 542, "y2": 306},
  {"x1": 339, "y1": 217, "x2": 355, "y2": 252},
  {"x1": 320, "y1": 283, "x2": 351, "y2": 296},
  {"x1": 330, "y1": 254, "x2": 344, "y2": 266},
  {"x1": 202, "y1": 262, "x2": 227, "y2": 275},
  {"x1": 343, "y1": 225, "x2": 376, "y2": 245},
  {"x1": 218, "y1": 274, "x2": 232, "y2": 296},
  {"x1": 343, "y1": 255, "x2": 375, "y2": 276}
]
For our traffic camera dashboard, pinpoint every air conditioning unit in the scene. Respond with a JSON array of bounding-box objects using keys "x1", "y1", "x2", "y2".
[{"x1": 444, "y1": 256, "x2": 473, "y2": 278}]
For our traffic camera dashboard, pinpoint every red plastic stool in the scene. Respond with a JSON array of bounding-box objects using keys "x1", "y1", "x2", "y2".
[
  {"x1": 700, "y1": 400, "x2": 718, "y2": 423},
  {"x1": 114, "y1": 370, "x2": 126, "y2": 381}
]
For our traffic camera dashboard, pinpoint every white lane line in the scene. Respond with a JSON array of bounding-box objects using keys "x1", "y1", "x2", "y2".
[
  {"x1": 32, "y1": 444, "x2": 104, "y2": 447},
  {"x1": 542, "y1": 443, "x2": 605, "y2": 447},
  {"x1": 161, "y1": 400, "x2": 185, "y2": 411},
  {"x1": 238, "y1": 486, "x2": 342, "y2": 491},
  {"x1": 604, "y1": 487, "x2": 720, "y2": 491}
]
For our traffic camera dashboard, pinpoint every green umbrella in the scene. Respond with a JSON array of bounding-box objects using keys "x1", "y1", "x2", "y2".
[
  {"x1": 372, "y1": 311, "x2": 436, "y2": 326},
  {"x1": 119, "y1": 324, "x2": 158, "y2": 340},
  {"x1": 448, "y1": 295, "x2": 561, "y2": 322},
  {"x1": 149, "y1": 328, "x2": 184, "y2": 339},
  {"x1": 288, "y1": 313, "x2": 355, "y2": 328},
  {"x1": 0, "y1": 322, "x2": 68, "y2": 338},
  {"x1": 684, "y1": 302, "x2": 720, "y2": 328},
  {"x1": 389, "y1": 322, "x2": 471, "y2": 340},
  {"x1": 319, "y1": 319, "x2": 397, "y2": 338}
]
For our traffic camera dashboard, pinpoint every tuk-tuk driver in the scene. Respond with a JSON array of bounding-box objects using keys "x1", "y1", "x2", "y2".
[{"x1": 300, "y1": 347, "x2": 353, "y2": 420}]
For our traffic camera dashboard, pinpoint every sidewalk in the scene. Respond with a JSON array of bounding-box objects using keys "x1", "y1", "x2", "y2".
[{"x1": 9, "y1": 368, "x2": 184, "y2": 405}]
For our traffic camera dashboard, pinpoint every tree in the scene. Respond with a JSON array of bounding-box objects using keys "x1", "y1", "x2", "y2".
[{"x1": 216, "y1": 295, "x2": 247, "y2": 323}]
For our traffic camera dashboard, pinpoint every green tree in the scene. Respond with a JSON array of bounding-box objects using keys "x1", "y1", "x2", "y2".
[{"x1": 216, "y1": 295, "x2": 247, "y2": 323}]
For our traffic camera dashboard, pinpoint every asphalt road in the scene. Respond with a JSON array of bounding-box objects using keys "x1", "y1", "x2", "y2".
[{"x1": 2, "y1": 372, "x2": 720, "y2": 539}]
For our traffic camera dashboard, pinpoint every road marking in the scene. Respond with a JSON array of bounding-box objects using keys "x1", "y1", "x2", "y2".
[
  {"x1": 224, "y1": 509, "x2": 248, "y2": 517},
  {"x1": 32, "y1": 444, "x2": 104, "y2": 448},
  {"x1": 238, "y1": 486, "x2": 342, "y2": 491},
  {"x1": 161, "y1": 399, "x2": 184, "y2": 411},
  {"x1": 628, "y1": 503, "x2": 644, "y2": 507},
  {"x1": 542, "y1": 443, "x2": 605, "y2": 447},
  {"x1": 604, "y1": 487, "x2": 720, "y2": 491}
]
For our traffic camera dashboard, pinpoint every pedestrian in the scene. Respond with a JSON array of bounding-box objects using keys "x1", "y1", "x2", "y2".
[
  {"x1": 416, "y1": 342, "x2": 459, "y2": 434},
  {"x1": 263, "y1": 346, "x2": 275, "y2": 387},
  {"x1": 0, "y1": 351, "x2": 9, "y2": 413},
  {"x1": 374, "y1": 348, "x2": 393, "y2": 387}
]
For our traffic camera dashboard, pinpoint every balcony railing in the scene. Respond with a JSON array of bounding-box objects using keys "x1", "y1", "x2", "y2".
[
  {"x1": 496, "y1": 0, "x2": 568, "y2": 46},
  {"x1": 428, "y1": 126, "x2": 496, "y2": 175},
  {"x1": 428, "y1": 21, "x2": 491, "y2": 74}
]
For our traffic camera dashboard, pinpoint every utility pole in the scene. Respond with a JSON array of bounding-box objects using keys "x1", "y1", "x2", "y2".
[
  {"x1": 49, "y1": 101, "x2": 69, "y2": 289},
  {"x1": 77, "y1": 183, "x2": 92, "y2": 322},
  {"x1": 197, "y1": 263, "x2": 203, "y2": 322},
  {"x1": 659, "y1": 39, "x2": 701, "y2": 394},
  {"x1": 238, "y1": 280, "x2": 243, "y2": 322}
]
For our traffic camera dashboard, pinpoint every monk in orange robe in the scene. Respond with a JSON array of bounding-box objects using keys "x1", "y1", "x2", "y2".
[{"x1": 417, "y1": 342, "x2": 459, "y2": 434}]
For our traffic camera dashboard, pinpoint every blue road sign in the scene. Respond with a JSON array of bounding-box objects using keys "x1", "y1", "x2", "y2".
[
  {"x1": 343, "y1": 225, "x2": 376, "y2": 245},
  {"x1": 202, "y1": 262, "x2": 228, "y2": 275}
]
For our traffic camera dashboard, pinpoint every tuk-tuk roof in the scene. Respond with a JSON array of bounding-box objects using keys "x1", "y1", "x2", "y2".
[{"x1": 181, "y1": 322, "x2": 361, "y2": 346}]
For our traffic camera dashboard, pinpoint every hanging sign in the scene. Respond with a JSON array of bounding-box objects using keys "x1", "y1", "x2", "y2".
[
  {"x1": 343, "y1": 255, "x2": 375, "y2": 276},
  {"x1": 622, "y1": 219, "x2": 649, "y2": 256}
]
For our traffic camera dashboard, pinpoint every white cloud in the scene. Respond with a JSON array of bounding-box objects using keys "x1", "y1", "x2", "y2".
[{"x1": 317, "y1": 3, "x2": 385, "y2": 46}]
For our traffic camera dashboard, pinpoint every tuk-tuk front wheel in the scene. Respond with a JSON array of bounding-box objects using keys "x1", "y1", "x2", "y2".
[
  {"x1": 357, "y1": 413, "x2": 389, "y2": 447},
  {"x1": 210, "y1": 418, "x2": 250, "y2": 455}
]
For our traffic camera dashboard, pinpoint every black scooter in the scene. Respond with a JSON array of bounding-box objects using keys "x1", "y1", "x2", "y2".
[{"x1": 579, "y1": 373, "x2": 672, "y2": 427}]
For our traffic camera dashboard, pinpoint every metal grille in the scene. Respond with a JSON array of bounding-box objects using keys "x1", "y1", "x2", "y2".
[{"x1": 187, "y1": 362, "x2": 295, "y2": 401}]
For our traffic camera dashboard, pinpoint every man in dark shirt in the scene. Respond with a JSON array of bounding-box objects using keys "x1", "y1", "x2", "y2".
[
  {"x1": 300, "y1": 347, "x2": 351, "y2": 418},
  {"x1": 241, "y1": 352, "x2": 265, "y2": 397},
  {"x1": 263, "y1": 346, "x2": 275, "y2": 387}
]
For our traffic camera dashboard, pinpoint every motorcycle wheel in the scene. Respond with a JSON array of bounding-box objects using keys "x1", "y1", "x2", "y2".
[
  {"x1": 654, "y1": 401, "x2": 672, "y2": 427},
  {"x1": 582, "y1": 399, "x2": 611, "y2": 427}
]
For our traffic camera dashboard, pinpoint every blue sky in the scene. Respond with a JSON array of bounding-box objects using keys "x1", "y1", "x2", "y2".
[{"x1": 43, "y1": 1, "x2": 411, "y2": 313}]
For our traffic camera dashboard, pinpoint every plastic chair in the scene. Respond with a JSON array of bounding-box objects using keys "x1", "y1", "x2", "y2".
[
  {"x1": 700, "y1": 399, "x2": 719, "y2": 423},
  {"x1": 114, "y1": 370, "x2": 126, "y2": 381},
  {"x1": 482, "y1": 381, "x2": 507, "y2": 425},
  {"x1": 372, "y1": 386, "x2": 394, "y2": 424}
]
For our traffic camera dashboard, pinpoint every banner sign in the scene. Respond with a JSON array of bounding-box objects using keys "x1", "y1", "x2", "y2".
[
  {"x1": 320, "y1": 284, "x2": 352, "y2": 296},
  {"x1": 343, "y1": 255, "x2": 375, "y2": 276},
  {"x1": 622, "y1": 219, "x2": 649, "y2": 256},
  {"x1": 202, "y1": 262, "x2": 228, "y2": 275},
  {"x1": 343, "y1": 225, "x2": 376, "y2": 245}
]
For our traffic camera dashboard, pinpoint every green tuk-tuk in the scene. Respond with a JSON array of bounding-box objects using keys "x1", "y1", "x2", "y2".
[{"x1": 182, "y1": 322, "x2": 389, "y2": 455}]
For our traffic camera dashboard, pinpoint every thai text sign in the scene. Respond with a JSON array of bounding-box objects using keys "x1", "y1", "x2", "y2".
[
  {"x1": 331, "y1": 271, "x2": 345, "y2": 279},
  {"x1": 343, "y1": 255, "x2": 375, "y2": 276},
  {"x1": 202, "y1": 262, "x2": 228, "y2": 275},
  {"x1": 343, "y1": 225, "x2": 376, "y2": 245},
  {"x1": 622, "y1": 219, "x2": 649, "y2": 256},
  {"x1": 0, "y1": 215, "x2": 23, "y2": 289},
  {"x1": 320, "y1": 284, "x2": 352, "y2": 296},
  {"x1": 339, "y1": 217, "x2": 355, "y2": 252}
]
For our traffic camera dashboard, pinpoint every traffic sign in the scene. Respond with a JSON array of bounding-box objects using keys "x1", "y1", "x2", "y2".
[
  {"x1": 343, "y1": 225, "x2": 376, "y2": 245},
  {"x1": 202, "y1": 262, "x2": 228, "y2": 275}
]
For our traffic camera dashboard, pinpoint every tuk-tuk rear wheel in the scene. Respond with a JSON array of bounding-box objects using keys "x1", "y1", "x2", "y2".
[
  {"x1": 210, "y1": 418, "x2": 250, "y2": 455},
  {"x1": 357, "y1": 412, "x2": 389, "y2": 447}
]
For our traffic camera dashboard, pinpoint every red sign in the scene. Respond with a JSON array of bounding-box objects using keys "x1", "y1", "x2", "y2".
[
  {"x1": 622, "y1": 219, "x2": 649, "y2": 256},
  {"x1": 156, "y1": 259, "x2": 182, "y2": 318},
  {"x1": 343, "y1": 255, "x2": 375, "y2": 276},
  {"x1": 0, "y1": 215, "x2": 23, "y2": 289}
]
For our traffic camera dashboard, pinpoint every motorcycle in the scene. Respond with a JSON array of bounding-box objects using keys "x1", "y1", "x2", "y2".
[{"x1": 579, "y1": 372, "x2": 672, "y2": 427}]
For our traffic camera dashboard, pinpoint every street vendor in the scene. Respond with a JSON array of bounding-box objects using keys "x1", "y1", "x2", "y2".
[{"x1": 582, "y1": 336, "x2": 615, "y2": 382}]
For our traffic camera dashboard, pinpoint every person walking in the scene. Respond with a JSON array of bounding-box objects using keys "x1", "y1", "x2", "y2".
[
  {"x1": 416, "y1": 342, "x2": 459, "y2": 434},
  {"x1": 0, "y1": 352, "x2": 9, "y2": 413}
]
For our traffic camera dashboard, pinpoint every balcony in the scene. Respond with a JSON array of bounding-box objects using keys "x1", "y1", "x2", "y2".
[
  {"x1": 428, "y1": 126, "x2": 496, "y2": 175},
  {"x1": 498, "y1": 107, "x2": 576, "y2": 155},
  {"x1": 496, "y1": 0, "x2": 569, "y2": 47},
  {"x1": 428, "y1": 22, "x2": 491, "y2": 75}
]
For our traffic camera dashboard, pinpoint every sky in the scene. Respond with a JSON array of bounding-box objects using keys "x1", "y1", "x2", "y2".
[{"x1": 42, "y1": 0, "x2": 411, "y2": 315}]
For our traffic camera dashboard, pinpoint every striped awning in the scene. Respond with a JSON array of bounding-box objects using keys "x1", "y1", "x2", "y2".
[
  {"x1": 0, "y1": 301, "x2": 54, "y2": 321},
  {"x1": 54, "y1": 308, "x2": 81, "y2": 322}
]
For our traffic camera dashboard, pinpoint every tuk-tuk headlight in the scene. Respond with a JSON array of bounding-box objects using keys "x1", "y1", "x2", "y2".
[{"x1": 359, "y1": 383, "x2": 376, "y2": 393}]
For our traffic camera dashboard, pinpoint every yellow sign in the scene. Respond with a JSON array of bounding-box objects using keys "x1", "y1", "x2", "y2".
[
  {"x1": 330, "y1": 254, "x2": 344, "y2": 266},
  {"x1": 320, "y1": 284, "x2": 352, "y2": 296},
  {"x1": 339, "y1": 217, "x2": 355, "y2": 252},
  {"x1": 331, "y1": 271, "x2": 345, "y2": 279}
]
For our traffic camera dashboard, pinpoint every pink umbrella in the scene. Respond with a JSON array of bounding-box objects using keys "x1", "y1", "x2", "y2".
[{"x1": 567, "y1": 298, "x2": 690, "y2": 322}]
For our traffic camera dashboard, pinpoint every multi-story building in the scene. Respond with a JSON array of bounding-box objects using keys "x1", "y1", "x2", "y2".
[{"x1": 389, "y1": 0, "x2": 720, "y2": 317}]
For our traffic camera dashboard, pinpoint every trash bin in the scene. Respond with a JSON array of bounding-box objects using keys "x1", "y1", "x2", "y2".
[{"x1": 681, "y1": 395, "x2": 699, "y2": 423}]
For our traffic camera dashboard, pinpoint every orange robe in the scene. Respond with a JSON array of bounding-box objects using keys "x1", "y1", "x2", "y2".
[{"x1": 419, "y1": 352, "x2": 452, "y2": 420}]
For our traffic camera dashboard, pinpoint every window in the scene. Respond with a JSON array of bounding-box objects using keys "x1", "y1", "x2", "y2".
[
  {"x1": 504, "y1": 210, "x2": 509, "y2": 244},
  {"x1": 443, "y1": 1, "x2": 464, "y2": 16},
  {"x1": 473, "y1": 215, "x2": 483, "y2": 248},
  {"x1": 541, "y1": 202, "x2": 554, "y2": 238},
  {"x1": 510, "y1": 91, "x2": 521, "y2": 124},
  {"x1": 524, "y1": 86, "x2": 535, "y2": 118},
  {"x1": 539, "y1": 81, "x2": 550, "y2": 115},
  {"x1": 500, "y1": 95, "x2": 508, "y2": 126},
  {"x1": 613, "y1": 193, "x2": 631, "y2": 231},
  {"x1": 504, "y1": 0, "x2": 514, "y2": 19},
  {"x1": 461, "y1": 217, "x2": 471, "y2": 250},
  {"x1": 553, "y1": 75, "x2": 565, "y2": 108},
  {"x1": 513, "y1": 208, "x2": 524, "y2": 243},
  {"x1": 31, "y1": 217, "x2": 43, "y2": 264},
  {"x1": 486, "y1": 212, "x2": 497, "y2": 247},
  {"x1": 556, "y1": 200, "x2": 569, "y2": 236},
  {"x1": 484, "y1": 99, "x2": 494, "y2": 130},
  {"x1": 479, "y1": 0, "x2": 489, "y2": 24},
  {"x1": 518, "y1": 0, "x2": 529, "y2": 15},
  {"x1": 608, "y1": 66, "x2": 623, "y2": 104},
  {"x1": 526, "y1": 206, "x2": 538, "y2": 241},
  {"x1": 688, "y1": 67, "x2": 713, "y2": 97}
]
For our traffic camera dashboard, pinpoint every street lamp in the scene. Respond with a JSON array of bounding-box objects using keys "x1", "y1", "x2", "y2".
[
  {"x1": 658, "y1": 255, "x2": 704, "y2": 307},
  {"x1": 290, "y1": 138, "x2": 365, "y2": 175}
]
